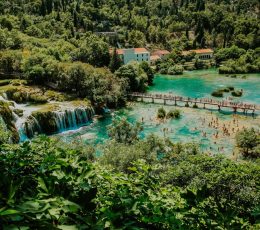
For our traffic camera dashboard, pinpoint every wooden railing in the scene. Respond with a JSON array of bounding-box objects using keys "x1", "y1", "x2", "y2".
[{"x1": 128, "y1": 92, "x2": 260, "y2": 114}]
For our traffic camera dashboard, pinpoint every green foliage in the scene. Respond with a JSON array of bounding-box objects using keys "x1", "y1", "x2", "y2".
[
  {"x1": 0, "y1": 137, "x2": 97, "y2": 228},
  {"x1": 115, "y1": 62, "x2": 148, "y2": 92},
  {"x1": 167, "y1": 109, "x2": 181, "y2": 119},
  {"x1": 139, "y1": 61, "x2": 154, "y2": 85},
  {"x1": 76, "y1": 35, "x2": 110, "y2": 67},
  {"x1": 107, "y1": 117, "x2": 143, "y2": 144},
  {"x1": 167, "y1": 65, "x2": 184, "y2": 75},
  {"x1": 0, "y1": 100, "x2": 19, "y2": 143},
  {"x1": 0, "y1": 116, "x2": 11, "y2": 144},
  {"x1": 217, "y1": 47, "x2": 260, "y2": 74},
  {"x1": 236, "y1": 128, "x2": 260, "y2": 158},
  {"x1": 231, "y1": 90, "x2": 243, "y2": 97},
  {"x1": 0, "y1": 135, "x2": 259, "y2": 229},
  {"x1": 211, "y1": 90, "x2": 223, "y2": 97},
  {"x1": 109, "y1": 47, "x2": 122, "y2": 73},
  {"x1": 157, "y1": 107, "x2": 166, "y2": 119}
]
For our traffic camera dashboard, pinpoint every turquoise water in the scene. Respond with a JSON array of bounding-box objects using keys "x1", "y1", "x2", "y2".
[
  {"x1": 58, "y1": 69, "x2": 260, "y2": 155},
  {"x1": 149, "y1": 69, "x2": 260, "y2": 103}
]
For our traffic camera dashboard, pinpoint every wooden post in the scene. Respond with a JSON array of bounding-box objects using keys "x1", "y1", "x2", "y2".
[
  {"x1": 203, "y1": 103, "x2": 206, "y2": 109},
  {"x1": 141, "y1": 96, "x2": 143, "y2": 102},
  {"x1": 218, "y1": 105, "x2": 221, "y2": 111},
  {"x1": 174, "y1": 99, "x2": 177, "y2": 106},
  {"x1": 233, "y1": 107, "x2": 237, "y2": 113},
  {"x1": 152, "y1": 98, "x2": 154, "y2": 103},
  {"x1": 164, "y1": 99, "x2": 166, "y2": 105}
]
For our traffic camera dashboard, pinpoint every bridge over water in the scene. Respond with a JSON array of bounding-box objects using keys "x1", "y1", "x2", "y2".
[{"x1": 128, "y1": 92, "x2": 260, "y2": 115}]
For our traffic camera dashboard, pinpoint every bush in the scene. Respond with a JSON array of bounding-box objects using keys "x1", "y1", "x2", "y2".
[
  {"x1": 157, "y1": 107, "x2": 166, "y2": 119},
  {"x1": 236, "y1": 128, "x2": 260, "y2": 158},
  {"x1": 167, "y1": 65, "x2": 184, "y2": 75},
  {"x1": 167, "y1": 109, "x2": 181, "y2": 119},
  {"x1": 211, "y1": 90, "x2": 223, "y2": 97},
  {"x1": 227, "y1": 86, "x2": 235, "y2": 91},
  {"x1": 231, "y1": 90, "x2": 243, "y2": 97}
]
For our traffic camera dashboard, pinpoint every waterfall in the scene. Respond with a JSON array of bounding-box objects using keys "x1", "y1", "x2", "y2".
[
  {"x1": 0, "y1": 93, "x2": 95, "y2": 141},
  {"x1": 21, "y1": 107, "x2": 94, "y2": 139}
]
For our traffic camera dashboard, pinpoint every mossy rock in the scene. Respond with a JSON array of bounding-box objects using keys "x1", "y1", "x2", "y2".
[
  {"x1": 231, "y1": 90, "x2": 243, "y2": 97},
  {"x1": 5, "y1": 87, "x2": 48, "y2": 104},
  {"x1": 30, "y1": 111, "x2": 58, "y2": 134},
  {"x1": 13, "y1": 109, "x2": 24, "y2": 117},
  {"x1": 0, "y1": 80, "x2": 11, "y2": 86},
  {"x1": 221, "y1": 87, "x2": 230, "y2": 93},
  {"x1": 10, "y1": 79, "x2": 28, "y2": 86},
  {"x1": 211, "y1": 90, "x2": 223, "y2": 97},
  {"x1": 0, "y1": 101, "x2": 19, "y2": 143}
]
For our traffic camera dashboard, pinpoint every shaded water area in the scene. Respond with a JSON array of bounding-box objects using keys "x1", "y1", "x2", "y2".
[{"x1": 58, "y1": 69, "x2": 260, "y2": 155}]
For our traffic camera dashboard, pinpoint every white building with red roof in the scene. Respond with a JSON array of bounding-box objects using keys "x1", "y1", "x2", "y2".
[{"x1": 110, "y1": 48, "x2": 150, "y2": 64}]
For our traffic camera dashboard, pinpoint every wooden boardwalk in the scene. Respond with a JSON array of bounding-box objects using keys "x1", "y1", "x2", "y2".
[{"x1": 129, "y1": 92, "x2": 260, "y2": 114}]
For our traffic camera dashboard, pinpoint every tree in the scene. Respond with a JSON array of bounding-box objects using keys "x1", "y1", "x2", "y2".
[
  {"x1": 77, "y1": 35, "x2": 110, "y2": 67},
  {"x1": 236, "y1": 128, "x2": 260, "y2": 158},
  {"x1": 115, "y1": 62, "x2": 148, "y2": 92},
  {"x1": 157, "y1": 107, "x2": 166, "y2": 119},
  {"x1": 139, "y1": 61, "x2": 154, "y2": 85},
  {"x1": 107, "y1": 117, "x2": 143, "y2": 144},
  {"x1": 109, "y1": 48, "x2": 122, "y2": 73}
]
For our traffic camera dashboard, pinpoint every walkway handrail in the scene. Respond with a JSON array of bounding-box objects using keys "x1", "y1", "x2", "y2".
[{"x1": 128, "y1": 92, "x2": 260, "y2": 111}]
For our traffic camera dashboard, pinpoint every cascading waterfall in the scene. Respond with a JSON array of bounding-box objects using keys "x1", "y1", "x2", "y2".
[
  {"x1": 0, "y1": 93, "x2": 95, "y2": 141},
  {"x1": 22, "y1": 107, "x2": 95, "y2": 139}
]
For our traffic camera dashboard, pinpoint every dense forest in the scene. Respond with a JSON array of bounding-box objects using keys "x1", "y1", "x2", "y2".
[
  {"x1": 0, "y1": 118, "x2": 260, "y2": 229},
  {"x1": 0, "y1": 0, "x2": 260, "y2": 229}
]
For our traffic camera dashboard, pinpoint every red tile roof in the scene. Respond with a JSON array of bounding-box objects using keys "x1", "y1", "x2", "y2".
[
  {"x1": 191, "y1": 49, "x2": 214, "y2": 54},
  {"x1": 182, "y1": 49, "x2": 213, "y2": 55},
  {"x1": 109, "y1": 48, "x2": 149, "y2": 55},
  {"x1": 152, "y1": 50, "x2": 170, "y2": 56},
  {"x1": 150, "y1": 55, "x2": 160, "y2": 61},
  {"x1": 134, "y1": 48, "x2": 149, "y2": 53}
]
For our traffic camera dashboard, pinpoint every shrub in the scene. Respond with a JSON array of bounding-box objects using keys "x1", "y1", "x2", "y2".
[
  {"x1": 211, "y1": 90, "x2": 223, "y2": 97},
  {"x1": 167, "y1": 109, "x2": 181, "y2": 119},
  {"x1": 227, "y1": 86, "x2": 235, "y2": 91},
  {"x1": 167, "y1": 65, "x2": 184, "y2": 75},
  {"x1": 236, "y1": 128, "x2": 260, "y2": 158},
  {"x1": 231, "y1": 90, "x2": 242, "y2": 97},
  {"x1": 157, "y1": 107, "x2": 166, "y2": 119}
]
